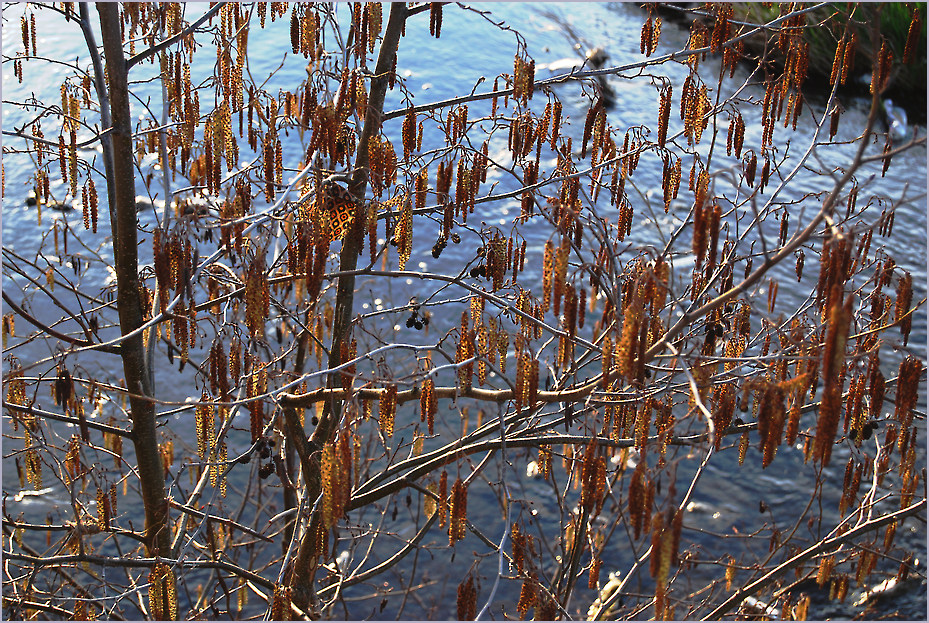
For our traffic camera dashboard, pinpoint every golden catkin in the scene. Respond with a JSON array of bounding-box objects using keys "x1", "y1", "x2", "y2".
[
  {"x1": 149, "y1": 563, "x2": 177, "y2": 621},
  {"x1": 817, "y1": 554, "x2": 835, "y2": 587},
  {"x1": 734, "y1": 113, "x2": 745, "y2": 157},
  {"x1": 744, "y1": 152, "x2": 757, "y2": 187},
  {"x1": 424, "y1": 482, "x2": 438, "y2": 518},
  {"x1": 421, "y1": 377, "x2": 437, "y2": 435},
  {"x1": 580, "y1": 439, "x2": 606, "y2": 515},
  {"x1": 686, "y1": 18, "x2": 708, "y2": 71},
  {"x1": 96, "y1": 487, "x2": 109, "y2": 530},
  {"x1": 515, "y1": 349, "x2": 527, "y2": 412},
  {"x1": 217, "y1": 442, "x2": 227, "y2": 497},
  {"x1": 82, "y1": 184, "x2": 90, "y2": 230},
  {"x1": 476, "y1": 324, "x2": 489, "y2": 385},
  {"x1": 517, "y1": 574, "x2": 537, "y2": 618},
  {"x1": 738, "y1": 430, "x2": 749, "y2": 465},
  {"x1": 538, "y1": 445, "x2": 552, "y2": 479},
  {"x1": 841, "y1": 32, "x2": 857, "y2": 85},
  {"x1": 396, "y1": 193, "x2": 412, "y2": 270},
  {"x1": 542, "y1": 240, "x2": 554, "y2": 312},
  {"x1": 196, "y1": 390, "x2": 214, "y2": 460},
  {"x1": 588, "y1": 556, "x2": 602, "y2": 590},
  {"x1": 379, "y1": 384, "x2": 397, "y2": 437},
  {"x1": 830, "y1": 36, "x2": 846, "y2": 85},
  {"x1": 650, "y1": 16, "x2": 662, "y2": 56},
  {"x1": 649, "y1": 512, "x2": 667, "y2": 581},
  {"x1": 710, "y1": 3, "x2": 732, "y2": 53},
  {"x1": 550, "y1": 99, "x2": 562, "y2": 149},
  {"x1": 320, "y1": 441, "x2": 336, "y2": 527},
  {"x1": 270, "y1": 585, "x2": 292, "y2": 621},
  {"x1": 456, "y1": 311, "x2": 474, "y2": 388},
  {"x1": 149, "y1": 564, "x2": 166, "y2": 620},
  {"x1": 496, "y1": 328, "x2": 508, "y2": 375},
  {"x1": 513, "y1": 55, "x2": 535, "y2": 104},
  {"x1": 244, "y1": 252, "x2": 269, "y2": 337},
  {"x1": 724, "y1": 556, "x2": 736, "y2": 591},
  {"x1": 794, "y1": 595, "x2": 810, "y2": 620}
]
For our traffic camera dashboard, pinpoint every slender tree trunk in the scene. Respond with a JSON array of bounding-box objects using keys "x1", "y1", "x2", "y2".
[
  {"x1": 97, "y1": 4, "x2": 172, "y2": 565},
  {"x1": 312, "y1": 1, "x2": 407, "y2": 450},
  {"x1": 287, "y1": 2, "x2": 408, "y2": 611},
  {"x1": 77, "y1": 2, "x2": 119, "y2": 243}
]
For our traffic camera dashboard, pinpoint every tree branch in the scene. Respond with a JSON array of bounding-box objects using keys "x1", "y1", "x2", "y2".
[
  {"x1": 701, "y1": 499, "x2": 927, "y2": 620},
  {"x1": 126, "y1": 2, "x2": 227, "y2": 69},
  {"x1": 3, "y1": 401, "x2": 130, "y2": 437},
  {"x1": 289, "y1": 2, "x2": 409, "y2": 610},
  {"x1": 2, "y1": 291, "x2": 120, "y2": 354},
  {"x1": 1, "y1": 551, "x2": 275, "y2": 591}
]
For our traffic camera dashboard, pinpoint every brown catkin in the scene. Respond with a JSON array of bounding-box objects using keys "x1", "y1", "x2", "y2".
[
  {"x1": 894, "y1": 272, "x2": 913, "y2": 345},
  {"x1": 641, "y1": 16, "x2": 653, "y2": 55},
  {"x1": 744, "y1": 152, "x2": 757, "y2": 187},
  {"x1": 456, "y1": 575, "x2": 477, "y2": 620},
  {"x1": 894, "y1": 357, "x2": 922, "y2": 434},
  {"x1": 628, "y1": 460, "x2": 647, "y2": 539},
  {"x1": 830, "y1": 37, "x2": 846, "y2": 85},
  {"x1": 430, "y1": 2, "x2": 443, "y2": 38},
  {"x1": 449, "y1": 477, "x2": 467, "y2": 544},
  {"x1": 876, "y1": 42, "x2": 893, "y2": 95},
  {"x1": 814, "y1": 289, "x2": 852, "y2": 466},
  {"x1": 657, "y1": 85, "x2": 671, "y2": 147}
]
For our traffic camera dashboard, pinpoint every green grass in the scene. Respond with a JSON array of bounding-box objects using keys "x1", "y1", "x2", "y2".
[{"x1": 729, "y1": 3, "x2": 926, "y2": 120}]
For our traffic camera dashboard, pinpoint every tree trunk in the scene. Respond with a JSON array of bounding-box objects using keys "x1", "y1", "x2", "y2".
[
  {"x1": 97, "y1": 3, "x2": 172, "y2": 566},
  {"x1": 287, "y1": 2, "x2": 408, "y2": 610}
]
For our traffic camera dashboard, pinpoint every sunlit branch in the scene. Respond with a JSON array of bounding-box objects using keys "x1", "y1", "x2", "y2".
[{"x1": 126, "y1": 2, "x2": 227, "y2": 68}]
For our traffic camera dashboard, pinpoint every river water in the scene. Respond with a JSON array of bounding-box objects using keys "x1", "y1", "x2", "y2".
[{"x1": 2, "y1": 3, "x2": 926, "y2": 620}]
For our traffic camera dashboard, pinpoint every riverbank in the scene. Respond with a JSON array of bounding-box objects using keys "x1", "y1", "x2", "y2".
[{"x1": 652, "y1": 3, "x2": 926, "y2": 124}]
